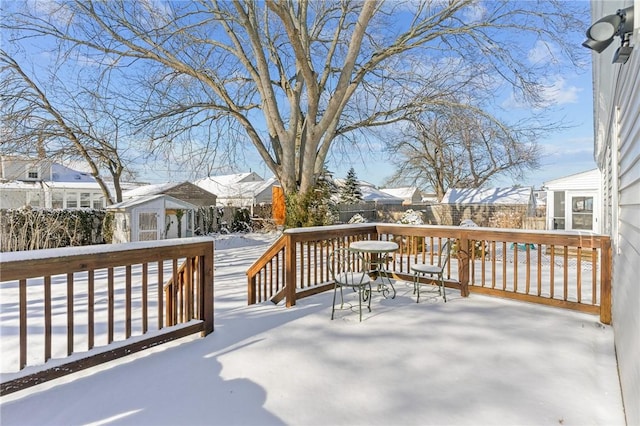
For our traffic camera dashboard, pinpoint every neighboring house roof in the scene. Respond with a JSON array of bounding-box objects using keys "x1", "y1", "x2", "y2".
[
  {"x1": 379, "y1": 187, "x2": 418, "y2": 199},
  {"x1": 441, "y1": 187, "x2": 534, "y2": 205},
  {"x1": 50, "y1": 164, "x2": 96, "y2": 182},
  {"x1": 379, "y1": 187, "x2": 422, "y2": 204},
  {"x1": 359, "y1": 186, "x2": 404, "y2": 204},
  {"x1": 123, "y1": 181, "x2": 217, "y2": 207},
  {"x1": 107, "y1": 194, "x2": 197, "y2": 211},
  {"x1": 194, "y1": 174, "x2": 277, "y2": 206},
  {"x1": 543, "y1": 169, "x2": 601, "y2": 191}
]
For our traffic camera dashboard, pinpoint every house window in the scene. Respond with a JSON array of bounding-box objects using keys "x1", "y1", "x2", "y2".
[
  {"x1": 27, "y1": 192, "x2": 41, "y2": 207},
  {"x1": 93, "y1": 196, "x2": 104, "y2": 209},
  {"x1": 66, "y1": 192, "x2": 78, "y2": 208},
  {"x1": 25, "y1": 167, "x2": 39, "y2": 180},
  {"x1": 80, "y1": 192, "x2": 91, "y2": 208},
  {"x1": 52, "y1": 192, "x2": 63, "y2": 209}
]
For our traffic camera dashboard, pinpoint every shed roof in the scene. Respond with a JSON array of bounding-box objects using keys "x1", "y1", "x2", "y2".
[
  {"x1": 107, "y1": 194, "x2": 197, "y2": 211},
  {"x1": 543, "y1": 169, "x2": 600, "y2": 190}
]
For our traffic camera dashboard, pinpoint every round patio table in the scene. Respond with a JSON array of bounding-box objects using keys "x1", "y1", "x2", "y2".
[{"x1": 349, "y1": 240, "x2": 399, "y2": 299}]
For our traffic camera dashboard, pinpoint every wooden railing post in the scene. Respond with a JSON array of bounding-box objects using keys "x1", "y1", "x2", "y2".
[
  {"x1": 285, "y1": 233, "x2": 297, "y2": 307},
  {"x1": 202, "y1": 241, "x2": 215, "y2": 335},
  {"x1": 600, "y1": 238, "x2": 612, "y2": 325},
  {"x1": 457, "y1": 232, "x2": 470, "y2": 297}
]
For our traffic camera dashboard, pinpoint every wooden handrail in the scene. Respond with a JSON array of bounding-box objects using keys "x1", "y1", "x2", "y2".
[
  {"x1": 0, "y1": 238, "x2": 214, "y2": 395},
  {"x1": 247, "y1": 224, "x2": 612, "y2": 324}
]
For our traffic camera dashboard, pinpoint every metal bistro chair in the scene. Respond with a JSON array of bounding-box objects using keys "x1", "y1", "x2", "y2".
[
  {"x1": 411, "y1": 239, "x2": 451, "y2": 303},
  {"x1": 329, "y1": 247, "x2": 372, "y2": 321}
]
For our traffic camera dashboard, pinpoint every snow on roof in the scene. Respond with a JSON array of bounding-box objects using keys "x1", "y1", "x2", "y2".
[
  {"x1": 50, "y1": 163, "x2": 96, "y2": 182},
  {"x1": 0, "y1": 180, "x2": 42, "y2": 189},
  {"x1": 204, "y1": 172, "x2": 264, "y2": 186},
  {"x1": 194, "y1": 175, "x2": 276, "y2": 200},
  {"x1": 379, "y1": 187, "x2": 419, "y2": 199},
  {"x1": 441, "y1": 187, "x2": 533, "y2": 205},
  {"x1": 107, "y1": 194, "x2": 197, "y2": 210},
  {"x1": 122, "y1": 182, "x2": 185, "y2": 198},
  {"x1": 360, "y1": 186, "x2": 404, "y2": 204},
  {"x1": 543, "y1": 168, "x2": 600, "y2": 190}
]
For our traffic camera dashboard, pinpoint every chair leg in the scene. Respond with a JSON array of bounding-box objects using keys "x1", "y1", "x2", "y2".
[
  {"x1": 331, "y1": 284, "x2": 338, "y2": 320},
  {"x1": 416, "y1": 273, "x2": 421, "y2": 303},
  {"x1": 440, "y1": 276, "x2": 447, "y2": 302}
]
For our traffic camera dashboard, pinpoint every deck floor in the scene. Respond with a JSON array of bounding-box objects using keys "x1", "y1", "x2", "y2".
[{"x1": 0, "y1": 237, "x2": 625, "y2": 426}]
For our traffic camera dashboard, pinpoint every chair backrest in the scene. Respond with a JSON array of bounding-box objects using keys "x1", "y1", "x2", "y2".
[
  {"x1": 438, "y1": 239, "x2": 452, "y2": 269},
  {"x1": 328, "y1": 247, "x2": 367, "y2": 285}
]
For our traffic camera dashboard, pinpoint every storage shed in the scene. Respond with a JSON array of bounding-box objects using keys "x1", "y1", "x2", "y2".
[
  {"x1": 543, "y1": 169, "x2": 601, "y2": 233},
  {"x1": 107, "y1": 195, "x2": 198, "y2": 244}
]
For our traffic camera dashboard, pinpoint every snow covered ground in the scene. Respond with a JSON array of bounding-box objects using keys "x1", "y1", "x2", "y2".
[{"x1": 0, "y1": 232, "x2": 625, "y2": 425}]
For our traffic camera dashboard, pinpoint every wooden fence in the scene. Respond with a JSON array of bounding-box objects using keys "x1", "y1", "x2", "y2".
[
  {"x1": 247, "y1": 224, "x2": 611, "y2": 323},
  {"x1": 0, "y1": 238, "x2": 214, "y2": 395}
]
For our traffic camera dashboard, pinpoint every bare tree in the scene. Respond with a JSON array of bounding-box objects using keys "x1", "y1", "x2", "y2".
[
  {"x1": 0, "y1": 50, "x2": 136, "y2": 203},
  {"x1": 385, "y1": 107, "x2": 547, "y2": 200},
  {"x1": 2, "y1": 0, "x2": 587, "y2": 218}
]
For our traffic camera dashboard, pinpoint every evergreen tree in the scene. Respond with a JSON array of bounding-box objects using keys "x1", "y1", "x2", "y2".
[{"x1": 339, "y1": 168, "x2": 363, "y2": 204}]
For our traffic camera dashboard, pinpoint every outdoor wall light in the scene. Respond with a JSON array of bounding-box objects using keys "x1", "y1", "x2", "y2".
[{"x1": 582, "y1": 5, "x2": 634, "y2": 64}]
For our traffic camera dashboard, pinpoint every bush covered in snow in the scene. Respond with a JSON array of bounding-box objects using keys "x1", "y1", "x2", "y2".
[
  {"x1": 348, "y1": 213, "x2": 367, "y2": 224},
  {"x1": 397, "y1": 209, "x2": 424, "y2": 225}
]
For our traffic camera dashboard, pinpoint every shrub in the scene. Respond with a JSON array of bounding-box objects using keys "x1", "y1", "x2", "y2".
[
  {"x1": 230, "y1": 208, "x2": 252, "y2": 233},
  {"x1": 397, "y1": 209, "x2": 424, "y2": 225}
]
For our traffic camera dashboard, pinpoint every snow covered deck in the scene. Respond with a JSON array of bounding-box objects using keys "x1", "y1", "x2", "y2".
[{"x1": 0, "y1": 233, "x2": 625, "y2": 425}]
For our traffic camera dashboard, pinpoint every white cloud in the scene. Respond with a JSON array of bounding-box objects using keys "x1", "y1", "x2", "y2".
[
  {"x1": 502, "y1": 75, "x2": 582, "y2": 109},
  {"x1": 528, "y1": 40, "x2": 561, "y2": 65},
  {"x1": 539, "y1": 76, "x2": 582, "y2": 105}
]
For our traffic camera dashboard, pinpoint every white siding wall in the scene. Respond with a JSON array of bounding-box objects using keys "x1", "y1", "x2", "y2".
[{"x1": 592, "y1": 1, "x2": 640, "y2": 424}]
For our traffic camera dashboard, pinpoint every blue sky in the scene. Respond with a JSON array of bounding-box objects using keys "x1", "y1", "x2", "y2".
[{"x1": 4, "y1": 1, "x2": 598, "y2": 191}]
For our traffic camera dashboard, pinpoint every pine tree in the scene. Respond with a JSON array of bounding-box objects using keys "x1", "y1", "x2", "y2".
[{"x1": 339, "y1": 168, "x2": 363, "y2": 204}]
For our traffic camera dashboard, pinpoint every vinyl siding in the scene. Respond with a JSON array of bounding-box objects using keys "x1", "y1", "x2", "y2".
[{"x1": 592, "y1": 1, "x2": 640, "y2": 423}]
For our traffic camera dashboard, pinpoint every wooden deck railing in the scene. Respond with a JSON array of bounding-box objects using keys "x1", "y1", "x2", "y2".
[
  {"x1": 247, "y1": 224, "x2": 611, "y2": 324},
  {"x1": 0, "y1": 238, "x2": 214, "y2": 395}
]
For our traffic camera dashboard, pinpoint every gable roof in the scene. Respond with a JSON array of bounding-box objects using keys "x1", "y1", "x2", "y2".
[
  {"x1": 441, "y1": 187, "x2": 533, "y2": 205},
  {"x1": 379, "y1": 187, "x2": 420, "y2": 199},
  {"x1": 194, "y1": 174, "x2": 277, "y2": 206},
  {"x1": 123, "y1": 181, "x2": 217, "y2": 206},
  {"x1": 107, "y1": 194, "x2": 198, "y2": 210},
  {"x1": 543, "y1": 169, "x2": 600, "y2": 191},
  {"x1": 359, "y1": 186, "x2": 404, "y2": 204}
]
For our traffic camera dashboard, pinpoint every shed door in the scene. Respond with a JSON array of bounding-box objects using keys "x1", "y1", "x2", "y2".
[{"x1": 138, "y1": 210, "x2": 160, "y2": 241}]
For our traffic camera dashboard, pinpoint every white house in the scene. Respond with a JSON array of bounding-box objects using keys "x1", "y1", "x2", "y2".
[
  {"x1": 194, "y1": 172, "x2": 278, "y2": 207},
  {"x1": 588, "y1": 1, "x2": 639, "y2": 423},
  {"x1": 0, "y1": 156, "x2": 138, "y2": 209},
  {"x1": 543, "y1": 169, "x2": 602, "y2": 233},
  {"x1": 107, "y1": 194, "x2": 197, "y2": 243}
]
